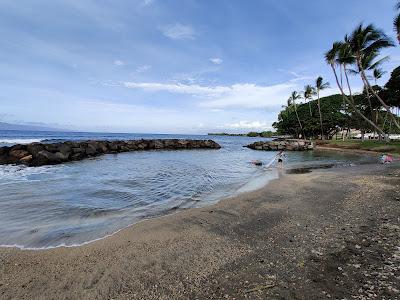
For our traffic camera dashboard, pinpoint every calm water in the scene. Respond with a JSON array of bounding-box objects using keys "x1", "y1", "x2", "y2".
[{"x1": 0, "y1": 130, "x2": 374, "y2": 249}]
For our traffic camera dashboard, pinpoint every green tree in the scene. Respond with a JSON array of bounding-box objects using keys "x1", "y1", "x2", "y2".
[
  {"x1": 315, "y1": 76, "x2": 330, "y2": 140},
  {"x1": 288, "y1": 91, "x2": 303, "y2": 138},
  {"x1": 381, "y1": 66, "x2": 400, "y2": 109},
  {"x1": 303, "y1": 85, "x2": 316, "y2": 117},
  {"x1": 273, "y1": 94, "x2": 347, "y2": 139}
]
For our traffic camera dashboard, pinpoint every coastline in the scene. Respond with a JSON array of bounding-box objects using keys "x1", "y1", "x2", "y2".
[
  {"x1": 315, "y1": 145, "x2": 389, "y2": 158},
  {"x1": 316, "y1": 144, "x2": 400, "y2": 158},
  {"x1": 1, "y1": 162, "x2": 399, "y2": 299}
]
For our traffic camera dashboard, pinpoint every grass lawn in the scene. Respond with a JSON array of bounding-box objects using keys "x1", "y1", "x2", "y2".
[{"x1": 316, "y1": 139, "x2": 400, "y2": 155}]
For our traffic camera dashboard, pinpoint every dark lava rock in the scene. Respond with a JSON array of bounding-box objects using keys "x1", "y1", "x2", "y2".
[
  {"x1": 246, "y1": 139, "x2": 314, "y2": 151},
  {"x1": 0, "y1": 139, "x2": 221, "y2": 167}
]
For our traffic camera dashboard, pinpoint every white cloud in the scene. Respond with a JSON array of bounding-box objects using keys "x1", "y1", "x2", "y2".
[
  {"x1": 114, "y1": 60, "x2": 126, "y2": 66},
  {"x1": 210, "y1": 58, "x2": 223, "y2": 65},
  {"x1": 224, "y1": 120, "x2": 270, "y2": 131},
  {"x1": 143, "y1": 0, "x2": 154, "y2": 5},
  {"x1": 123, "y1": 81, "x2": 231, "y2": 97},
  {"x1": 160, "y1": 23, "x2": 195, "y2": 40},
  {"x1": 123, "y1": 81, "x2": 296, "y2": 109},
  {"x1": 200, "y1": 83, "x2": 295, "y2": 109},
  {"x1": 136, "y1": 65, "x2": 151, "y2": 73},
  {"x1": 278, "y1": 69, "x2": 314, "y2": 82}
]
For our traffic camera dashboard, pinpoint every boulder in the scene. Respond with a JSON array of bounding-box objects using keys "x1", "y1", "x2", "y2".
[
  {"x1": 9, "y1": 149, "x2": 30, "y2": 159},
  {"x1": 85, "y1": 144, "x2": 97, "y2": 156},
  {"x1": 35, "y1": 150, "x2": 62, "y2": 165},
  {"x1": 55, "y1": 152, "x2": 69, "y2": 161},
  {"x1": 58, "y1": 144, "x2": 72, "y2": 155},
  {"x1": 26, "y1": 143, "x2": 45, "y2": 156},
  {"x1": 20, "y1": 155, "x2": 33, "y2": 164}
]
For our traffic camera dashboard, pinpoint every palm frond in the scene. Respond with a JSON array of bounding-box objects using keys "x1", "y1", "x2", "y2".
[
  {"x1": 368, "y1": 55, "x2": 390, "y2": 70},
  {"x1": 325, "y1": 42, "x2": 342, "y2": 65},
  {"x1": 316, "y1": 76, "x2": 330, "y2": 90},
  {"x1": 394, "y1": 13, "x2": 400, "y2": 42},
  {"x1": 346, "y1": 69, "x2": 359, "y2": 76}
]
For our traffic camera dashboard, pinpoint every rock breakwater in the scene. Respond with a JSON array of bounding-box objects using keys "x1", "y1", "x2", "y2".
[
  {"x1": 0, "y1": 139, "x2": 221, "y2": 167},
  {"x1": 246, "y1": 139, "x2": 314, "y2": 151}
]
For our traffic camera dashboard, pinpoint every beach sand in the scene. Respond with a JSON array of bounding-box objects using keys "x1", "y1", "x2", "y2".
[{"x1": 0, "y1": 163, "x2": 399, "y2": 299}]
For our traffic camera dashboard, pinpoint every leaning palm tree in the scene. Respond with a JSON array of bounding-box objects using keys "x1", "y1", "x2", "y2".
[
  {"x1": 336, "y1": 41, "x2": 355, "y2": 139},
  {"x1": 346, "y1": 23, "x2": 399, "y2": 131},
  {"x1": 288, "y1": 91, "x2": 303, "y2": 138},
  {"x1": 347, "y1": 48, "x2": 389, "y2": 124},
  {"x1": 303, "y1": 85, "x2": 315, "y2": 116},
  {"x1": 324, "y1": 42, "x2": 386, "y2": 137},
  {"x1": 337, "y1": 41, "x2": 355, "y2": 99},
  {"x1": 315, "y1": 77, "x2": 330, "y2": 140}
]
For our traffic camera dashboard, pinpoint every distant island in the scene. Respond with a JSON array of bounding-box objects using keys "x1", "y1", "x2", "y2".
[
  {"x1": 208, "y1": 131, "x2": 276, "y2": 138},
  {"x1": 0, "y1": 122, "x2": 67, "y2": 132}
]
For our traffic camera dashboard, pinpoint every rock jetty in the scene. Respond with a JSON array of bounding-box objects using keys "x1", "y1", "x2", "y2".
[
  {"x1": 246, "y1": 139, "x2": 314, "y2": 151},
  {"x1": 0, "y1": 139, "x2": 221, "y2": 167}
]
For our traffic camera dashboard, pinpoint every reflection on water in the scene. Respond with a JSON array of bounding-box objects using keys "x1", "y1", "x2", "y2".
[{"x1": 0, "y1": 132, "x2": 375, "y2": 248}]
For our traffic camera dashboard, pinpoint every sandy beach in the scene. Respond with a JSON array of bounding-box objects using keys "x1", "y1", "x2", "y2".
[{"x1": 0, "y1": 162, "x2": 399, "y2": 299}]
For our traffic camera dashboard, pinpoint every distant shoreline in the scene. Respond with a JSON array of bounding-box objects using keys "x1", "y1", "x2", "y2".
[{"x1": 208, "y1": 131, "x2": 283, "y2": 138}]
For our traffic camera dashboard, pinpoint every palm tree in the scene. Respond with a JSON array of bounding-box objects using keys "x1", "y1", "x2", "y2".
[
  {"x1": 324, "y1": 42, "x2": 386, "y2": 137},
  {"x1": 315, "y1": 77, "x2": 330, "y2": 140},
  {"x1": 337, "y1": 41, "x2": 355, "y2": 99},
  {"x1": 288, "y1": 91, "x2": 303, "y2": 138},
  {"x1": 281, "y1": 98, "x2": 292, "y2": 119},
  {"x1": 336, "y1": 42, "x2": 355, "y2": 139},
  {"x1": 303, "y1": 85, "x2": 315, "y2": 116},
  {"x1": 346, "y1": 23, "x2": 399, "y2": 131},
  {"x1": 347, "y1": 48, "x2": 389, "y2": 127}
]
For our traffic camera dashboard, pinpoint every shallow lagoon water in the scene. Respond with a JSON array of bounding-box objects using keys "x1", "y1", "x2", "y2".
[{"x1": 0, "y1": 131, "x2": 375, "y2": 249}]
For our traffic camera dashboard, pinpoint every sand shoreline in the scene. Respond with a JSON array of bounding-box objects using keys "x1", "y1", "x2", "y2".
[
  {"x1": 1, "y1": 162, "x2": 399, "y2": 299},
  {"x1": 316, "y1": 144, "x2": 400, "y2": 157}
]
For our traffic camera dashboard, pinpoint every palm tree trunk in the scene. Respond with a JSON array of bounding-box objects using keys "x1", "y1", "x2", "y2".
[
  {"x1": 330, "y1": 64, "x2": 386, "y2": 137},
  {"x1": 317, "y1": 90, "x2": 324, "y2": 140},
  {"x1": 308, "y1": 100, "x2": 312, "y2": 116},
  {"x1": 293, "y1": 101, "x2": 304, "y2": 138},
  {"x1": 341, "y1": 65, "x2": 347, "y2": 140},
  {"x1": 359, "y1": 66, "x2": 400, "y2": 131},
  {"x1": 383, "y1": 110, "x2": 389, "y2": 129},
  {"x1": 355, "y1": 56, "x2": 374, "y2": 118}
]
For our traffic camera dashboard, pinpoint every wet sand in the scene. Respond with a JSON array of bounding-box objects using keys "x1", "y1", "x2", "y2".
[{"x1": 0, "y1": 163, "x2": 399, "y2": 299}]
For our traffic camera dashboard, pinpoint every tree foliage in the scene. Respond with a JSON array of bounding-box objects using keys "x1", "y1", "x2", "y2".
[{"x1": 273, "y1": 94, "x2": 347, "y2": 138}]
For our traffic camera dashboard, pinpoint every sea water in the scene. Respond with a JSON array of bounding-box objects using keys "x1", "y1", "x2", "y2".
[{"x1": 0, "y1": 130, "x2": 374, "y2": 249}]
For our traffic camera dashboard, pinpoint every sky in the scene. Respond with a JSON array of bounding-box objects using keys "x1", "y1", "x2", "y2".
[{"x1": 0, "y1": 0, "x2": 399, "y2": 134}]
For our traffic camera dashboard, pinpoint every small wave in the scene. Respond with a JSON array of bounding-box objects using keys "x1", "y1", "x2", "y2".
[
  {"x1": 0, "y1": 164, "x2": 57, "y2": 181},
  {"x1": 0, "y1": 138, "x2": 43, "y2": 145},
  {"x1": 41, "y1": 139, "x2": 68, "y2": 143}
]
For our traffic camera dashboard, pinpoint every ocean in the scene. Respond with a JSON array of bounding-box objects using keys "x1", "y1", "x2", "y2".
[{"x1": 0, "y1": 130, "x2": 375, "y2": 249}]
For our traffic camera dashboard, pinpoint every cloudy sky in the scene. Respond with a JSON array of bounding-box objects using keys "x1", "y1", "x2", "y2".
[{"x1": 0, "y1": 0, "x2": 398, "y2": 133}]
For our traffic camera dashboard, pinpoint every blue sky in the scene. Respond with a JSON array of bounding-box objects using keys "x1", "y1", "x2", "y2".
[{"x1": 0, "y1": 0, "x2": 399, "y2": 133}]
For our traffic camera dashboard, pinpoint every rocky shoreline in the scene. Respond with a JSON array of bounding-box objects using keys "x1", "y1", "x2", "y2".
[
  {"x1": 246, "y1": 139, "x2": 314, "y2": 151},
  {"x1": 0, "y1": 139, "x2": 221, "y2": 167}
]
